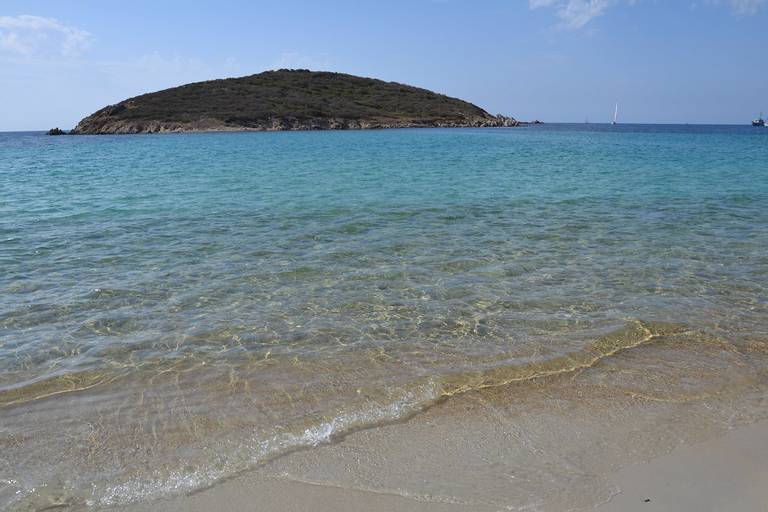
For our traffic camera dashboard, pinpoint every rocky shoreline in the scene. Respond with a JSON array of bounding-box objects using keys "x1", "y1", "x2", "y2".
[{"x1": 70, "y1": 114, "x2": 520, "y2": 135}]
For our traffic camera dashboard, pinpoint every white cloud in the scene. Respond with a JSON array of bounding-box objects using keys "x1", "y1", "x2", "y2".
[
  {"x1": 529, "y1": 0, "x2": 617, "y2": 28},
  {"x1": 729, "y1": 0, "x2": 767, "y2": 14},
  {"x1": 530, "y1": 0, "x2": 765, "y2": 29},
  {"x1": 0, "y1": 15, "x2": 91, "y2": 57},
  {"x1": 558, "y1": 0, "x2": 615, "y2": 28}
]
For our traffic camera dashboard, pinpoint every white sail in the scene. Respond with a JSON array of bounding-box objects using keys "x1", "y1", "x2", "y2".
[{"x1": 613, "y1": 103, "x2": 618, "y2": 124}]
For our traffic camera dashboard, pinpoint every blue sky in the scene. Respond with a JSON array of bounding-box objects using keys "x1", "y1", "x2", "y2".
[{"x1": 1, "y1": 0, "x2": 767, "y2": 130}]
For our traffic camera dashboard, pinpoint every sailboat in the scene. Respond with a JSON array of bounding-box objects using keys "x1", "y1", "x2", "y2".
[
  {"x1": 611, "y1": 103, "x2": 618, "y2": 125},
  {"x1": 752, "y1": 112, "x2": 765, "y2": 127}
]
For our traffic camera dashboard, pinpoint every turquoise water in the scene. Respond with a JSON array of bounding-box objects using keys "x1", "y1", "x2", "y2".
[{"x1": 1, "y1": 125, "x2": 767, "y2": 508}]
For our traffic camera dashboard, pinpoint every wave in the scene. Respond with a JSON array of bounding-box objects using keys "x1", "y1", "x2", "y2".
[{"x1": 4, "y1": 319, "x2": 706, "y2": 509}]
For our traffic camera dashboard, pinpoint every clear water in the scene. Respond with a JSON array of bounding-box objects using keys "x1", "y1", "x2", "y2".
[{"x1": 1, "y1": 125, "x2": 767, "y2": 509}]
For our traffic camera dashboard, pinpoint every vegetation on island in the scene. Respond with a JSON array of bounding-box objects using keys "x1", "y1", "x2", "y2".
[{"x1": 72, "y1": 70, "x2": 518, "y2": 134}]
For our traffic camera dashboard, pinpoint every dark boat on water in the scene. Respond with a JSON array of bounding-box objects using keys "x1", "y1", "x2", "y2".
[{"x1": 753, "y1": 113, "x2": 765, "y2": 127}]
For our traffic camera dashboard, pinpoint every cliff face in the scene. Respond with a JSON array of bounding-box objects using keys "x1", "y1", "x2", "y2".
[{"x1": 72, "y1": 70, "x2": 518, "y2": 134}]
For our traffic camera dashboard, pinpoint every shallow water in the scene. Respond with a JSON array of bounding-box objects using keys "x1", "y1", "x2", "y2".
[{"x1": 1, "y1": 125, "x2": 767, "y2": 509}]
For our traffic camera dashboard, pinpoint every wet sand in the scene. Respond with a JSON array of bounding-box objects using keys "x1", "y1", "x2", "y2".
[
  {"x1": 119, "y1": 420, "x2": 768, "y2": 512},
  {"x1": 7, "y1": 323, "x2": 767, "y2": 510},
  {"x1": 600, "y1": 419, "x2": 768, "y2": 512},
  {"x1": 113, "y1": 328, "x2": 768, "y2": 512},
  {"x1": 119, "y1": 475, "x2": 485, "y2": 512}
]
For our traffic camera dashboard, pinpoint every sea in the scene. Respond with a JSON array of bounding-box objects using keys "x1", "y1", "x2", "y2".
[{"x1": 1, "y1": 124, "x2": 767, "y2": 510}]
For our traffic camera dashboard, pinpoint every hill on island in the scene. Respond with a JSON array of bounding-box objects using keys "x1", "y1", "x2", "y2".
[{"x1": 71, "y1": 70, "x2": 518, "y2": 134}]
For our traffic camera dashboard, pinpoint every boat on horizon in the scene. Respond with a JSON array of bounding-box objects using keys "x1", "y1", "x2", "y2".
[
  {"x1": 753, "y1": 113, "x2": 765, "y2": 127},
  {"x1": 611, "y1": 103, "x2": 618, "y2": 125}
]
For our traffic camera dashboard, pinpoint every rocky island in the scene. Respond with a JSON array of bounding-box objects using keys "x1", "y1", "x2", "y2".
[{"x1": 71, "y1": 70, "x2": 519, "y2": 134}]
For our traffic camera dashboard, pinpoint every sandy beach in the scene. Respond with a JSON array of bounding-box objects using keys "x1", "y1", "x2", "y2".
[
  {"x1": 118, "y1": 417, "x2": 768, "y2": 512},
  {"x1": 599, "y1": 419, "x2": 768, "y2": 512},
  {"x1": 112, "y1": 327, "x2": 768, "y2": 512}
]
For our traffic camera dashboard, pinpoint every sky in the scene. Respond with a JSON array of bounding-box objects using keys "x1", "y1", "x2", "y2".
[{"x1": 1, "y1": 0, "x2": 767, "y2": 130}]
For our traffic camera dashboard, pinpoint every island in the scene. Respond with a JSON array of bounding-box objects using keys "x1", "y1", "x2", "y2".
[{"x1": 71, "y1": 69, "x2": 519, "y2": 134}]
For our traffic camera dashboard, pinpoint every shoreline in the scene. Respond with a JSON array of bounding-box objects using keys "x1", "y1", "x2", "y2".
[
  {"x1": 117, "y1": 417, "x2": 768, "y2": 512},
  {"x1": 110, "y1": 324, "x2": 767, "y2": 512},
  {"x1": 57, "y1": 121, "x2": 534, "y2": 136},
  {"x1": 9, "y1": 321, "x2": 765, "y2": 511}
]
